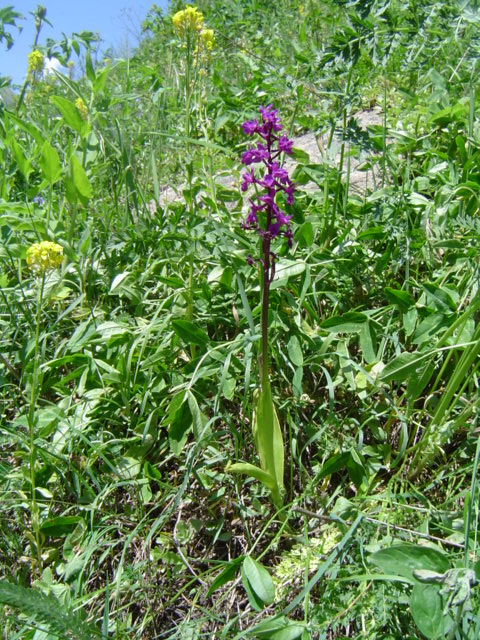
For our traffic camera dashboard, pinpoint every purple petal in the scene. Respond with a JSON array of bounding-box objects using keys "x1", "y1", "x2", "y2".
[
  {"x1": 278, "y1": 135, "x2": 294, "y2": 154},
  {"x1": 241, "y1": 144, "x2": 269, "y2": 165},
  {"x1": 242, "y1": 119, "x2": 259, "y2": 135},
  {"x1": 241, "y1": 169, "x2": 256, "y2": 191}
]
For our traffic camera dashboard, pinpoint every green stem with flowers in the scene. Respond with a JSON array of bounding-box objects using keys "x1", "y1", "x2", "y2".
[
  {"x1": 17, "y1": 5, "x2": 48, "y2": 113},
  {"x1": 228, "y1": 105, "x2": 295, "y2": 511}
]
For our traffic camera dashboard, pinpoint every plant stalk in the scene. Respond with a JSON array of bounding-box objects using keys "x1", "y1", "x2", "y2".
[
  {"x1": 260, "y1": 234, "x2": 271, "y2": 390},
  {"x1": 17, "y1": 7, "x2": 46, "y2": 113},
  {"x1": 27, "y1": 273, "x2": 45, "y2": 573}
]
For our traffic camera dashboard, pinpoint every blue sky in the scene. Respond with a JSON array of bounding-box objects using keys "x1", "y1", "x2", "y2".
[{"x1": 2, "y1": 0, "x2": 169, "y2": 86}]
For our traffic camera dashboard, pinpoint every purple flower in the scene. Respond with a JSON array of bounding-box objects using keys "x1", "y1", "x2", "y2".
[
  {"x1": 259, "y1": 174, "x2": 275, "y2": 189},
  {"x1": 258, "y1": 104, "x2": 283, "y2": 132},
  {"x1": 239, "y1": 105, "x2": 295, "y2": 252},
  {"x1": 278, "y1": 135, "x2": 294, "y2": 154},
  {"x1": 242, "y1": 201, "x2": 264, "y2": 228},
  {"x1": 32, "y1": 195, "x2": 45, "y2": 206},
  {"x1": 271, "y1": 163, "x2": 289, "y2": 183},
  {"x1": 241, "y1": 144, "x2": 269, "y2": 165},
  {"x1": 258, "y1": 192, "x2": 276, "y2": 208},
  {"x1": 242, "y1": 119, "x2": 259, "y2": 135},
  {"x1": 285, "y1": 184, "x2": 295, "y2": 205},
  {"x1": 269, "y1": 212, "x2": 292, "y2": 238},
  {"x1": 241, "y1": 169, "x2": 256, "y2": 192}
]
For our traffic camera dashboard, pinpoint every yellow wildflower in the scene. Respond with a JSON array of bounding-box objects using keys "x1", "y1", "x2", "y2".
[
  {"x1": 199, "y1": 28, "x2": 215, "y2": 51},
  {"x1": 75, "y1": 97, "x2": 88, "y2": 121},
  {"x1": 26, "y1": 241, "x2": 63, "y2": 274},
  {"x1": 28, "y1": 50, "x2": 44, "y2": 76},
  {"x1": 172, "y1": 6, "x2": 204, "y2": 37}
]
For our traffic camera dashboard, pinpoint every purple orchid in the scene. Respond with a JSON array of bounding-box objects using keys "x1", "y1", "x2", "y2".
[
  {"x1": 230, "y1": 105, "x2": 295, "y2": 509},
  {"x1": 240, "y1": 104, "x2": 295, "y2": 258},
  {"x1": 239, "y1": 105, "x2": 296, "y2": 391}
]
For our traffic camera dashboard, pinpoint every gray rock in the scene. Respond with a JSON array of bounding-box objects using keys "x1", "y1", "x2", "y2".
[{"x1": 158, "y1": 108, "x2": 387, "y2": 208}]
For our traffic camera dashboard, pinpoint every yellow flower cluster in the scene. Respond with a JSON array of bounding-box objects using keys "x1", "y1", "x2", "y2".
[
  {"x1": 172, "y1": 6, "x2": 204, "y2": 37},
  {"x1": 26, "y1": 241, "x2": 63, "y2": 274},
  {"x1": 199, "y1": 28, "x2": 215, "y2": 51},
  {"x1": 28, "y1": 50, "x2": 44, "y2": 76},
  {"x1": 172, "y1": 6, "x2": 215, "y2": 53},
  {"x1": 75, "y1": 97, "x2": 88, "y2": 121}
]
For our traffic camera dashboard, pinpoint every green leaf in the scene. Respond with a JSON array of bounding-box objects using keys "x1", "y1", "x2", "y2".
[
  {"x1": 143, "y1": 462, "x2": 162, "y2": 481},
  {"x1": 50, "y1": 95, "x2": 87, "y2": 135},
  {"x1": 291, "y1": 147, "x2": 310, "y2": 164},
  {"x1": 384, "y1": 287, "x2": 415, "y2": 312},
  {"x1": 412, "y1": 313, "x2": 451, "y2": 345},
  {"x1": 273, "y1": 260, "x2": 305, "y2": 284},
  {"x1": 429, "y1": 102, "x2": 466, "y2": 126},
  {"x1": 85, "y1": 49, "x2": 96, "y2": 84},
  {"x1": 187, "y1": 391, "x2": 209, "y2": 441},
  {"x1": 422, "y1": 283, "x2": 457, "y2": 312},
  {"x1": 241, "y1": 569, "x2": 264, "y2": 612},
  {"x1": 292, "y1": 366, "x2": 303, "y2": 399},
  {"x1": 288, "y1": 335, "x2": 303, "y2": 367},
  {"x1": 40, "y1": 516, "x2": 84, "y2": 537},
  {"x1": 321, "y1": 312, "x2": 368, "y2": 333},
  {"x1": 403, "y1": 307, "x2": 417, "y2": 336},
  {"x1": 411, "y1": 583, "x2": 451, "y2": 639},
  {"x1": 295, "y1": 221, "x2": 314, "y2": 247},
  {"x1": 172, "y1": 319, "x2": 209, "y2": 346},
  {"x1": 70, "y1": 154, "x2": 93, "y2": 199},
  {"x1": 357, "y1": 226, "x2": 386, "y2": 241},
  {"x1": 347, "y1": 448, "x2": 368, "y2": 489},
  {"x1": 96, "y1": 321, "x2": 131, "y2": 340},
  {"x1": 114, "y1": 456, "x2": 141, "y2": 480},
  {"x1": 207, "y1": 558, "x2": 243, "y2": 597},
  {"x1": 454, "y1": 181, "x2": 480, "y2": 197},
  {"x1": 249, "y1": 616, "x2": 305, "y2": 639},
  {"x1": 39, "y1": 141, "x2": 62, "y2": 184},
  {"x1": 167, "y1": 393, "x2": 192, "y2": 455},
  {"x1": 317, "y1": 451, "x2": 351, "y2": 479},
  {"x1": 406, "y1": 360, "x2": 435, "y2": 402},
  {"x1": 379, "y1": 351, "x2": 432, "y2": 383},
  {"x1": 93, "y1": 65, "x2": 110, "y2": 94},
  {"x1": 6, "y1": 111, "x2": 45, "y2": 145},
  {"x1": 255, "y1": 382, "x2": 285, "y2": 507},
  {"x1": 359, "y1": 321, "x2": 377, "y2": 364},
  {"x1": 370, "y1": 544, "x2": 450, "y2": 582},
  {"x1": 10, "y1": 138, "x2": 33, "y2": 179},
  {"x1": 242, "y1": 556, "x2": 275, "y2": 607},
  {"x1": 228, "y1": 462, "x2": 276, "y2": 491}
]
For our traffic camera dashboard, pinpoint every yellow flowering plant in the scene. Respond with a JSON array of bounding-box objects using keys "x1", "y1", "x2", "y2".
[
  {"x1": 28, "y1": 49, "x2": 44, "y2": 76},
  {"x1": 172, "y1": 6, "x2": 204, "y2": 37},
  {"x1": 26, "y1": 241, "x2": 63, "y2": 275},
  {"x1": 170, "y1": 6, "x2": 216, "y2": 360},
  {"x1": 75, "y1": 97, "x2": 88, "y2": 121},
  {"x1": 172, "y1": 5, "x2": 215, "y2": 57},
  {"x1": 198, "y1": 27, "x2": 215, "y2": 53},
  {"x1": 23, "y1": 238, "x2": 64, "y2": 571}
]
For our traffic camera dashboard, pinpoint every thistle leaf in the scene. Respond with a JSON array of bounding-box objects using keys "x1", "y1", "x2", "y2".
[{"x1": 0, "y1": 580, "x2": 98, "y2": 639}]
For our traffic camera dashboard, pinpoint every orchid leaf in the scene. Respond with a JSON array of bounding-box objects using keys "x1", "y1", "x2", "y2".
[{"x1": 228, "y1": 462, "x2": 276, "y2": 492}]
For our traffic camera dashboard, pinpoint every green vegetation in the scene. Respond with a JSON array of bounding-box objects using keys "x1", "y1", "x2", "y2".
[{"x1": 1, "y1": 0, "x2": 480, "y2": 637}]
